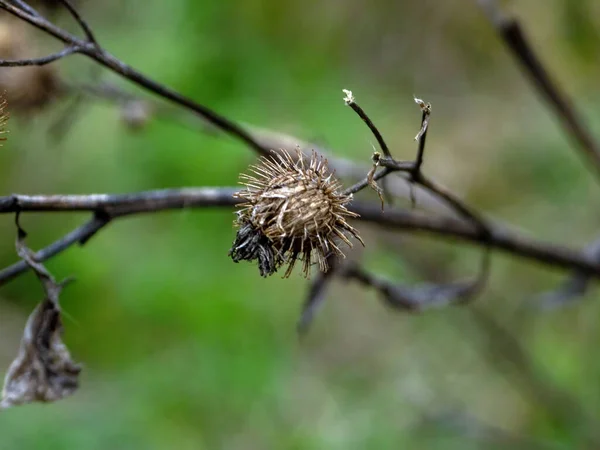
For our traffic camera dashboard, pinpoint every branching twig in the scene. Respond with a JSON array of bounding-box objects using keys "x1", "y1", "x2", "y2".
[
  {"x1": 0, "y1": 45, "x2": 81, "y2": 66},
  {"x1": 0, "y1": 189, "x2": 597, "y2": 285},
  {"x1": 0, "y1": 0, "x2": 271, "y2": 157},
  {"x1": 343, "y1": 89, "x2": 392, "y2": 158},
  {"x1": 9, "y1": 0, "x2": 41, "y2": 17},
  {"x1": 55, "y1": 0, "x2": 98, "y2": 45},
  {"x1": 343, "y1": 249, "x2": 489, "y2": 312}
]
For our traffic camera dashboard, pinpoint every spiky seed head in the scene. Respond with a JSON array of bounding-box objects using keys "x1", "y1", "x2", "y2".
[{"x1": 229, "y1": 148, "x2": 363, "y2": 278}]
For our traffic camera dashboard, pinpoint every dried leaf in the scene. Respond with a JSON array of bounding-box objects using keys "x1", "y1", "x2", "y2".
[
  {"x1": 1, "y1": 299, "x2": 81, "y2": 409},
  {"x1": 0, "y1": 220, "x2": 81, "y2": 409}
]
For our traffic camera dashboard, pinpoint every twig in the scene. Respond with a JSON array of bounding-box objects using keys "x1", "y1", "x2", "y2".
[
  {"x1": 9, "y1": 0, "x2": 41, "y2": 17},
  {"x1": 413, "y1": 97, "x2": 431, "y2": 172},
  {"x1": 536, "y1": 236, "x2": 600, "y2": 309},
  {"x1": 343, "y1": 89, "x2": 392, "y2": 158},
  {"x1": 1, "y1": 187, "x2": 238, "y2": 212},
  {"x1": 0, "y1": 0, "x2": 271, "y2": 157},
  {"x1": 0, "y1": 213, "x2": 109, "y2": 285},
  {"x1": 56, "y1": 0, "x2": 98, "y2": 45},
  {"x1": 478, "y1": 0, "x2": 600, "y2": 177},
  {"x1": 0, "y1": 45, "x2": 81, "y2": 66},
  {"x1": 297, "y1": 255, "x2": 338, "y2": 334},
  {"x1": 344, "y1": 94, "x2": 490, "y2": 240},
  {"x1": 343, "y1": 249, "x2": 489, "y2": 311}
]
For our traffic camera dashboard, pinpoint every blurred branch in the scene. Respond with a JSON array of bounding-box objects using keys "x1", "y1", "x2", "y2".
[
  {"x1": 0, "y1": 0, "x2": 271, "y2": 157},
  {"x1": 536, "y1": 237, "x2": 600, "y2": 309},
  {"x1": 468, "y1": 308, "x2": 600, "y2": 445},
  {"x1": 342, "y1": 248, "x2": 489, "y2": 311},
  {"x1": 297, "y1": 255, "x2": 338, "y2": 334},
  {"x1": 479, "y1": 0, "x2": 600, "y2": 177}
]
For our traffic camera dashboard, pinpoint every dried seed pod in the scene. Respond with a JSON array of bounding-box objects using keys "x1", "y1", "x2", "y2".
[
  {"x1": 0, "y1": 19, "x2": 63, "y2": 113},
  {"x1": 230, "y1": 148, "x2": 363, "y2": 278}
]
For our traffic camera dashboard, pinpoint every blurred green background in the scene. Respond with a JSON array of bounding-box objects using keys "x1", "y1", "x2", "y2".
[{"x1": 1, "y1": 0, "x2": 600, "y2": 448}]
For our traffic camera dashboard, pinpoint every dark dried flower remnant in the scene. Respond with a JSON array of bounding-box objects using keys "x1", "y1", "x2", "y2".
[{"x1": 230, "y1": 149, "x2": 363, "y2": 278}]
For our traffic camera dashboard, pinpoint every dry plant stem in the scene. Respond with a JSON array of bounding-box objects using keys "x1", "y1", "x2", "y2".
[
  {"x1": 55, "y1": 0, "x2": 98, "y2": 45},
  {"x1": 0, "y1": 0, "x2": 271, "y2": 157},
  {"x1": 343, "y1": 92, "x2": 395, "y2": 205},
  {"x1": 343, "y1": 248, "x2": 490, "y2": 311},
  {"x1": 414, "y1": 110, "x2": 429, "y2": 171},
  {"x1": 344, "y1": 98, "x2": 489, "y2": 239},
  {"x1": 0, "y1": 190, "x2": 599, "y2": 284},
  {"x1": 0, "y1": 214, "x2": 109, "y2": 285},
  {"x1": 9, "y1": 0, "x2": 40, "y2": 17},
  {"x1": 344, "y1": 99, "x2": 392, "y2": 158},
  {"x1": 297, "y1": 255, "x2": 337, "y2": 333},
  {"x1": 0, "y1": 45, "x2": 81, "y2": 66},
  {"x1": 479, "y1": 0, "x2": 600, "y2": 176}
]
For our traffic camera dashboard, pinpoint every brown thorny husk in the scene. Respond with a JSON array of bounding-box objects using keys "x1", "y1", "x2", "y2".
[{"x1": 230, "y1": 149, "x2": 363, "y2": 278}]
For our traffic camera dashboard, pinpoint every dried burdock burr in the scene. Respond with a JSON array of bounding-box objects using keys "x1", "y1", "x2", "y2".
[{"x1": 229, "y1": 148, "x2": 364, "y2": 278}]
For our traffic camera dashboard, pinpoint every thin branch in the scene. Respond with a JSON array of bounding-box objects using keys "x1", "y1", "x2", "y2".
[
  {"x1": 344, "y1": 96, "x2": 490, "y2": 240},
  {"x1": 413, "y1": 97, "x2": 431, "y2": 172},
  {"x1": 0, "y1": 188, "x2": 239, "y2": 285},
  {"x1": 536, "y1": 236, "x2": 600, "y2": 309},
  {"x1": 343, "y1": 249, "x2": 490, "y2": 311},
  {"x1": 343, "y1": 89, "x2": 392, "y2": 158},
  {"x1": 478, "y1": 0, "x2": 600, "y2": 177},
  {"x1": 353, "y1": 201, "x2": 600, "y2": 277},
  {"x1": 0, "y1": 45, "x2": 81, "y2": 66},
  {"x1": 0, "y1": 189, "x2": 598, "y2": 284},
  {"x1": 0, "y1": 214, "x2": 109, "y2": 285},
  {"x1": 415, "y1": 174, "x2": 489, "y2": 237},
  {"x1": 1, "y1": 187, "x2": 238, "y2": 212},
  {"x1": 343, "y1": 167, "x2": 393, "y2": 196},
  {"x1": 0, "y1": 0, "x2": 271, "y2": 157},
  {"x1": 297, "y1": 255, "x2": 337, "y2": 334},
  {"x1": 56, "y1": 0, "x2": 98, "y2": 45},
  {"x1": 9, "y1": 0, "x2": 41, "y2": 17}
]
